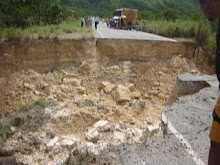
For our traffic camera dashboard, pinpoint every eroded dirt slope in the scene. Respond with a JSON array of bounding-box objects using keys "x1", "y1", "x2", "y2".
[{"x1": 0, "y1": 54, "x2": 208, "y2": 164}]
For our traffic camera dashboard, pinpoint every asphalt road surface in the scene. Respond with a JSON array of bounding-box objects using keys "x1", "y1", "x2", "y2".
[
  {"x1": 98, "y1": 74, "x2": 218, "y2": 165},
  {"x1": 94, "y1": 22, "x2": 176, "y2": 42}
]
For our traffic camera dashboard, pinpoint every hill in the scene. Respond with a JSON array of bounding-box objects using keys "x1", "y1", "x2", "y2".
[{"x1": 63, "y1": 0, "x2": 200, "y2": 18}]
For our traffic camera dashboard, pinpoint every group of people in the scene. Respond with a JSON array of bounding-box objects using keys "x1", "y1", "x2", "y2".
[
  {"x1": 106, "y1": 18, "x2": 147, "y2": 31},
  {"x1": 80, "y1": 17, "x2": 100, "y2": 30}
]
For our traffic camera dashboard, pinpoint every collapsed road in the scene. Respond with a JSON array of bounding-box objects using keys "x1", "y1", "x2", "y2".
[{"x1": 0, "y1": 24, "x2": 215, "y2": 165}]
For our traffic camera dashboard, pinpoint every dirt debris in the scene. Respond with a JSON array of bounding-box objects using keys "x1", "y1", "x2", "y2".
[{"x1": 0, "y1": 55, "x2": 209, "y2": 164}]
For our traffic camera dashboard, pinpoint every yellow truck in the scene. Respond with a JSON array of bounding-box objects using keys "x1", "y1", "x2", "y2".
[{"x1": 113, "y1": 8, "x2": 138, "y2": 29}]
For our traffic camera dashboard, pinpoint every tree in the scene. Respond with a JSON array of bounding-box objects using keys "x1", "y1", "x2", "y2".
[
  {"x1": 163, "y1": 8, "x2": 178, "y2": 22},
  {"x1": 0, "y1": 0, "x2": 63, "y2": 27}
]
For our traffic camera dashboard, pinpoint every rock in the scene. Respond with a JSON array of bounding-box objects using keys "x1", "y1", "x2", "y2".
[
  {"x1": 53, "y1": 108, "x2": 71, "y2": 119},
  {"x1": 107, "y1": 66, "x2": 121, "y2": 74},
  {"x1": 79, "y1": 61, "x2": 91, "y2": 74},
  {"x1": 34, "y1": 90, "x2": 41, "y2": 96},
  {"x1": 133, "y1": 128, "x2": 144, "y2": 143},
  {"x1": 24, "y1": 82, "x2": 31, "y2": 89},
  {"x1": 149, "y1": 89, "x2": 159, "y2": 96},
  {"x1": 45, "y1": 108, "x2": 52, "y2": 115},
  {"x1": 86, "y1": 142, "x2": 99, "y2": 155},
  {"x1": 145, "y1": 117, "x2": 153, "y2": 125},
  {"x1": 154, "y1": 82, "x2": 160, "y2": 87},
  {"x1": 61, "y1": 85, "x2": 73, "y2": 93},
  {"x1": 125, "y1": 129, "x2": 134, "y2": 140},
  {"x1": 99, "y1": 81, "x2": 111, "y2": 90},
  {"x1": 113, "y1": 131, "x2": 126, "y2": 143},
  {"x1": 47, "y1": 137, "x2": 59, "y2": 147},
  {"x1": 102, "y1": 124, "x2": 112, "y2": 132},
  {"x1": 104, "y1": 84, "x2": 116, "y2": 94},
  {"x1": 93, "y1": 120, "x2": 110, "y2": 132},
  {"x1": 112, "y1": 85, "x2": 131, "y2": 103},
  {"x1": 76, "y1": 87, "x2": 86, "y2": 94},
  {"x1": 144, "y1": 121, "x2": 161, "y2": 137},
  {"x1": 44, "y1": 72, "x2": 54, "y2": 83},
  {"x1": 63, "y1": 78, "x2": 81, "y2": 87},
  {"x1": 85, "y1": 128, "x2": 99, "y2": 142},
  {"x1": 132, "y1": 100, "x2": 146, "y2": 110},
  {"x1": 131, "y1": 91, "x2": 141, "y2": 99},
  {"x1": 60, "y1": 136, "x2": 76, "y2": 147},
  {"x1": 128, "y1": 84, "x2": 136, "y2": 92},
  {"x1": 77, "y1": 99, "x2": 95, "y2": 108},
  {"x1": 125, "y1": 115, "x2": 135, "y2": 124},
  {"x1": 10, "y1": 126, "x2": 16, "y2": 132},
  {"x1": 93, "y1": 120, "x2": 109, "y2": 128},
  {"x1": 97, "y1": 103, "x2": 107, "y2": 111}
]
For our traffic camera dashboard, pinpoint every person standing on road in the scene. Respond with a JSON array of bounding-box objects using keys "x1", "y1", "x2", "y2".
[
  {"x1": 200, "y1": 0, "x2": 220, "y2": 164},
  {"x1": 95, "y1": 17, "x2": 99, "y2": 30},
  {"x1": 80, "y1": 16, "x2": 85, "y2": 28}
]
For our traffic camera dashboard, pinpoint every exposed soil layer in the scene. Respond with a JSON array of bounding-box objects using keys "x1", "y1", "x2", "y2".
[{"x1": 0, "y1": 39, "x2": 213, "y2": 164}]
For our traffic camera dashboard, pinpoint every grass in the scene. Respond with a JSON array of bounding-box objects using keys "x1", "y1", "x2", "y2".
[
  {"x1": 145, "y1": 19, "x2": 217, "y2": 64},
  {"x1": 16, "y1": 98, "x2": 48, "y2": 111},
  {"x1": 0, "y1": 97, "x2": 49, "y2": 145},
  {"x1": 0, "y1": 20, "x2": 92, "y2": 41}
]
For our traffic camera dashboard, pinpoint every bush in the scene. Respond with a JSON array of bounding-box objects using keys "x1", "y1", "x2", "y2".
[{"x1": 146, "y1": 19, "x2": 216, "y2": 65}]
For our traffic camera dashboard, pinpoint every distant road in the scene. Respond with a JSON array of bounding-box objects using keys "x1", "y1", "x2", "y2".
[{"x1": 94, "y1": 22, "x2": 176, "y2": 42}]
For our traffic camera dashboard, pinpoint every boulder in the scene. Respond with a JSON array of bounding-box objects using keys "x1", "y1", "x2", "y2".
[
  {"x1": 85, "y1": 128, "x2": 99, "y2": 142},
  {"x1": 112, "y1": 85, "x2": 131, "y2": 103}
]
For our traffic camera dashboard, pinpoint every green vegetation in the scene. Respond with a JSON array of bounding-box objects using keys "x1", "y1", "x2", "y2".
[
  {"x1": 64, "y1": 0, "x2": 199, "y2": 19},
  {"x1": 16, "y1": 98, "x2": 48, "y2": 111},
  {"x1": 0, "y1": 0, "x2": 63, "y2": 27},
  {"x1": 0, "y1": 20, "x2": 91, "y2": 41},
  {"x1": 0, "y1": 123, "x2": 14, "y2": 142},
  {"x1": 146, "y1": 19, "x2": 217, "y2": 64}
]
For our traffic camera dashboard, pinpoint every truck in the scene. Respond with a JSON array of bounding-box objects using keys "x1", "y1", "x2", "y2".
[{"x1": 112, "y1": 8, "x2": 138, "y2": 29}]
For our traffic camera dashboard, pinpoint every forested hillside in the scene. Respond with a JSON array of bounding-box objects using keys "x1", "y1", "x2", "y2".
[{"x1": 64, "y1": 0, "x2": 200, "y2": 18}]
